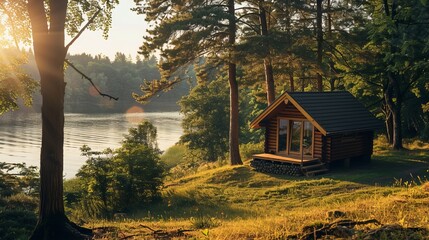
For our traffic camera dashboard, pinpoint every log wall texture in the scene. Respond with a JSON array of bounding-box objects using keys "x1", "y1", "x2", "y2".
[{"x1": 325, "y1": 131, "x2": 374, "y2": 162}]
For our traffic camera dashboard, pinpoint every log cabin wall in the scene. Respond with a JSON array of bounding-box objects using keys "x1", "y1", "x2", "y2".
[
  {"x1": 324, "y1": 131, "x2": 374, "y2": 162},
  {"x1": 263, "y1": 102, "x2": 324, "y2": 156},
  {"x1": 314, "y1": 129, "x2": 323, "y2": 159},
  {"x1": 265, "y1": 118, "x2": 277, "y2": 153}
]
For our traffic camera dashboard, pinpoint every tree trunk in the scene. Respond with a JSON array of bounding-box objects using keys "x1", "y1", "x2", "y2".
[
  {"x1": 259, "y1": 0, "x2": 275, "y2": 105},
  {"x1": 385, "y1": 74, "x2": 403, "y2": 150},
  {"x1": 391, "y1": 103, "x2": 402, "y2": 149},
  {"x1": 316, "y1": 0, "x2": 323, "y2": 92},
  {"x1": 389, "y1": 1, "x2": 402, "y2": 150},
  {"x1": 391, "y1": 75, "x2": 403, "y2": 149},
  {"x1": 228, "y1": 0, "x2": 242, "y2": 165},
  {"x1": 327, "y1": 0, "x2": 336, "y2": 91},
  {"x1": 382, "y1": 101, "x2": 394, "y2": 144},
  {"x1": 289, "y1": 72, "x2": 295, "y2": 92},
  {"x1": 28, "y1": 0, "x2": 92, "y2": 238},
  {"x1": 263, "y1": 58, "x2": 275, "y2": 104}
]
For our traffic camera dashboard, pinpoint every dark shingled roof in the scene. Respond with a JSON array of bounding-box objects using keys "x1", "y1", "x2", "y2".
[
  {"x1": 250, "y1": 91, "x2": 383, "y2": 135},
  {"x1": 288, "y1": 91, "x2": 383, "y2": 135}
]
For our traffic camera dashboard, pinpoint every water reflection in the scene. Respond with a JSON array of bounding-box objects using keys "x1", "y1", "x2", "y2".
[{"x1": 0, "y1": 111, "x2": 183, "y2": 178}]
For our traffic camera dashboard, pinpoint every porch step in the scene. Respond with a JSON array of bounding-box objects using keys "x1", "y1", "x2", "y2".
[
  {"x1": 305, "y1": 168, "x2": 329, "y2": 176},
  {"x1": 301, "y1": 159, "x2": 329, "y2": 177},
  {"x1": 301, "y1": 163, "x2": 326, "y2": 170}
]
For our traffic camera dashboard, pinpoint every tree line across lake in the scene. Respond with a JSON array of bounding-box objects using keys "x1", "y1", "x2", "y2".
[{"x1": 16, "y1": 51, "x2": 191, "y2": 113}]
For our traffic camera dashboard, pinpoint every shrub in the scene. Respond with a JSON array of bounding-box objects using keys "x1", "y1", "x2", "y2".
[
  {"x1": 5, "y1": 193, "x2": 38, "y2": 211},
  {"x1": 161, "y1": 144, "x2": 187, "y2": 170},
  {"x1": 113, "y1": 145, "x2": 164, "y2": 211},
  {"x1": 67, "y1": 121, "x2": 165, "y2": 219},
  {"x1": 190, "y1": 215, "x2": 220, "y2": 229},
  {"x1": 0, "y1": 163, "x2": 38, "y2": 240},
  {"x1": 0, "y1": 209, "x2": 37, "y2": 240},
  {"x1": 240, "y1": 142, "x2": 264, "y2": 160}
]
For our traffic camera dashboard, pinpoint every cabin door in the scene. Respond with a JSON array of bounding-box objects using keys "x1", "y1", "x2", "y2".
[
  {"x1": 289, "y1": 120, "x2": 302, "y2": 153},
  {"x1": 277, "y1": 119, "x2": 288, "y2": 153},
  {"x1": 277, "y1": 119, "x2": 313, "y2": 156}
]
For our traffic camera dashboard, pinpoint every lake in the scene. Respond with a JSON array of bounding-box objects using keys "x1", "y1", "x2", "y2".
[{"x1": 0, "y1": 111, "x2": 183, "y2": 178}]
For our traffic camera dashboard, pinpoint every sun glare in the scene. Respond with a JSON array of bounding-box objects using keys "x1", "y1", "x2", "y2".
[
  {"x1": 125, "y1": 106, "x2": 145, "y2": 124},
  {"x1": 88, "y1": 86, "x2": 99, "y2": 96}
]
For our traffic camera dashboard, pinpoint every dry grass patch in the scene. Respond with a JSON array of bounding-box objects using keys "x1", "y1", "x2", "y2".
[{"x1": 88, "y1": 140, "x2": 429, "y2": 239}]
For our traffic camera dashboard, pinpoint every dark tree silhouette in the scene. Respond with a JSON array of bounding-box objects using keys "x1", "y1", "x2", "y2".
[{"x1": 25, "y1": 0, "x2": 117, "y2": 238}]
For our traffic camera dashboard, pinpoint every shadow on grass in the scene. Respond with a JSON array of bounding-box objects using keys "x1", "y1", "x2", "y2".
[
  {"x1": 132, "y1": 199, "x2": 252, "y2": 221},
  {"x1": 128, "y1": 149, "x2": 429, "y2": 222},
  {"x1": 312, "y1": 149, "x2": 429, "y2": 186},
  {"x1": 261, "y1": 149, "x2": 429, "y2": 186}
]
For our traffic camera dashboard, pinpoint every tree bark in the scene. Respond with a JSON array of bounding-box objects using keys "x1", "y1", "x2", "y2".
[
  {"x1": 385, "y1": 74, "x2": 403, "y2": 150},
  {"x1": 228, "y1": 0, "x2": 242, "y2": 165},
  {"x1": 316, "y1": 0, "x2": 323, "y2": 92},
  {"x1": 289, "y1": 72, "x2": 295, "y2": 92},
  {"x1": 327, "y1": 0, "x2": 335, "y2": 91},
  {"x1": 258, "y1": 0, "x2": 275, "y2": 105},
  {"x1": 392, "y1": 102, "x2": 402, "y2": 149},
  {"x1": 391, "y1": 75, "x2": 403, "y2": 149},
  {"x1": 384, "y1": 0, "x2": 402, "y2": 150},
  {"x1": 382, "y1": 103, "x2": 394, "y2": 144},
  {"x1": 28, "y1": 0, "x2": 92, "y2": 238}
]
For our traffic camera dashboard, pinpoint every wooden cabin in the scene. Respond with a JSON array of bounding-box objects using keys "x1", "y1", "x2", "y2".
[{"x1": 250, "y1": 91, "x2": 383, "y2": 176}]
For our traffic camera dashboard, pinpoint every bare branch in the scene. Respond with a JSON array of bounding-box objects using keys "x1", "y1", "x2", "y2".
[
  {"x1": 66, "y1": 7, "x2": 102, "y2": 50},
  {"x1": 65, "y1": 59, "x2": 119, "y2": 101}
]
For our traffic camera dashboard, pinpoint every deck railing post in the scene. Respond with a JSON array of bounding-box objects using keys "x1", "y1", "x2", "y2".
[{"x1": 301, "y1": 149, "x2": 304, "y2": 168}]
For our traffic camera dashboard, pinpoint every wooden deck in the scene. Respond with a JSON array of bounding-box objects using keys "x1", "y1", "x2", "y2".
[{"x1": 253, "y1": 153, "x2": 318, "y2": 164}]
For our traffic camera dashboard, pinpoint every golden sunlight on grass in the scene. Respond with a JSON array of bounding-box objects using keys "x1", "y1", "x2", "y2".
[
  {"x1": 87, "y1": 147, "x2": 429, "y2": 239},
  {"x1": 89, "y1": 185, "x2": 429, "y2": 239},
  {"x1": 83, "y1": 139, "x2": 429, "y2": 239},
  {"x1": 404, "y1": 139, "x2": 429, "y2": 150}
]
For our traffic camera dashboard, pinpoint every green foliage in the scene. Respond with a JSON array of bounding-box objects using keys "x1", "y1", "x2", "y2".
[
  {"x1": 122, "y1": 120, "x2": 159, "y2": 151},
  {"x1": 179, "y1": 78, "x2": 230, "y2": 162},
  {"x1": 0, "y1": 163, "x2": 38, "y2": 240},
  {"x1": 190, "y1": 215, "x2": 220, "y2": 229},
  {"x1": 5, "y1": 193, "x2": 38, "y2": 211},
  {"x1": 113, "y1": 145, "x2": 164, "y2": 210},
  {"x1": 66, "y1": 121, "x2": 165, "y2": 220},
  {"x1": 0, "y1": 208, "x2": 37, "y2": 240},
  {"x1": 161, "y1": 144, "x2": 187, "y2": 170},
  {"x1": 334, "y1": 0, "x2": 429, "y2": 144},
  {"x1": 238, "y1": 88, "x2": 264, "y2": 144},
  {"x1": 0, "y1": 49, "x2": 38, "y2": 115},
  {"x1": 0, "y1": 162, "x2": 39, "y2": 197},
  {"x1": 239, "y1": 142, "x2": 264, "y2": 160},
  {"x1": 64, "y1": 53, "x2": 165, "y2": 113}
]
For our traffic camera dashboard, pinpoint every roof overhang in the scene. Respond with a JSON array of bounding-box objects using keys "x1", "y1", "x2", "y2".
[{"x1": 249, "y1": 92, "x2": 327, "y2": 135}]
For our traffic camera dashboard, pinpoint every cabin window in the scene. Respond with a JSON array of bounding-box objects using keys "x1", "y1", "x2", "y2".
[
  {"x1": 289, "y1": 121, "x2": 302, "y2": 153},
  {"x1": 303, "y1": 121, "x2": 313, "y2": 156},
  {"x1": 278, "y1": 119, "x2": 288, "y2": 152},
  {"x1": 277, "y1": 119, "x2": 314, "y2": 157}
]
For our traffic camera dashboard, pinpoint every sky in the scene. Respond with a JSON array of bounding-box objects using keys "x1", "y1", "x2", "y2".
[{"x1": 66, "y1": 1, "x2": 148, "y2": 61}]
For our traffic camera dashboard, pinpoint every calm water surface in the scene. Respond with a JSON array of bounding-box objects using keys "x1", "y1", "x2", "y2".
[{"x1": 0, "y1": 111, "x2": 182, "y2": 178}]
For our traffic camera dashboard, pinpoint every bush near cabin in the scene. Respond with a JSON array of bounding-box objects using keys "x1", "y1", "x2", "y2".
[
  {"x1": 0, "y1": 163, "x2": 39, "y2": 240},
  {"x1": 65, "y1": 121, "x2": 165, "y2": 220}
]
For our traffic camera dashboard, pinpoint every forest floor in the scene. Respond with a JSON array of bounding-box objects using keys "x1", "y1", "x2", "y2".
[{"x1": 89, "y1": 139, "x2": 429, "y2": 239}]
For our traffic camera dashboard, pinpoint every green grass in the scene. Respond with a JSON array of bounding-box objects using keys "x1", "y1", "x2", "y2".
[
  {"x1": 90, "y1": 139, "x2": 429, "y2": 239},
  {"x1": 160, "y1": 144, "x2": 187, "y2": 170}
]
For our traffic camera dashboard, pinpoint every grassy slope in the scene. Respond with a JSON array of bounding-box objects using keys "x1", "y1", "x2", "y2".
[{"x1": 91, "y1": 139, "x2": 429, "y2": 239}]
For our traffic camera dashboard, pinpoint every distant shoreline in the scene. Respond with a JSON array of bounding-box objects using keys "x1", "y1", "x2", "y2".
[{"x1": 0, "y1": 103, "x2": 181, "y2": 116}]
